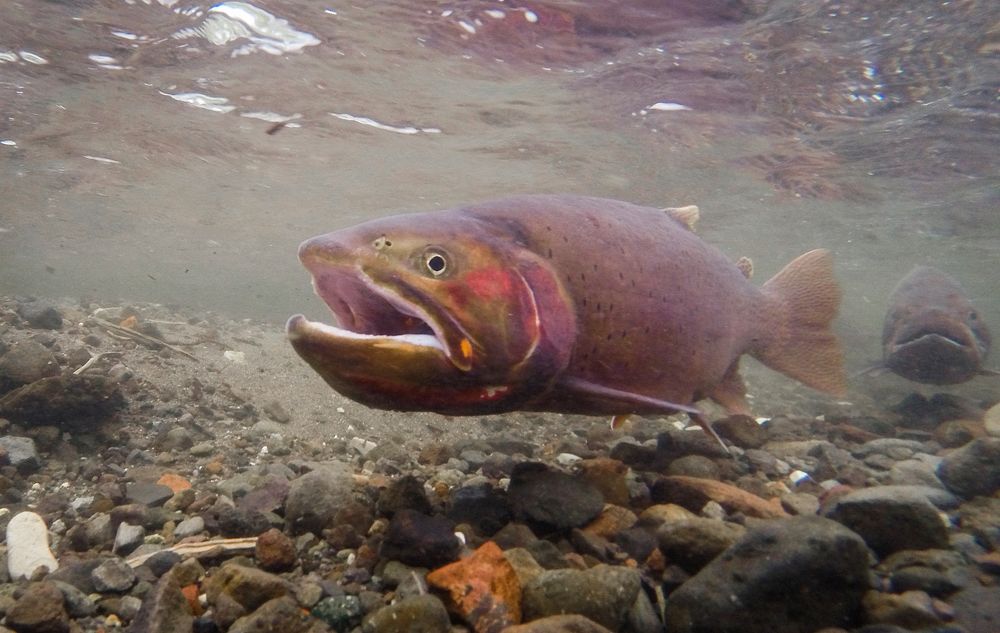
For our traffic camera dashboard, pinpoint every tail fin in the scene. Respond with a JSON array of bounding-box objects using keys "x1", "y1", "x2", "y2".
[{"x1": 754, "y1": 249, "x2": 846, "y2": 396}]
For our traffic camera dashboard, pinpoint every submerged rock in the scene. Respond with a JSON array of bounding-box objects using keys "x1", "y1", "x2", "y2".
[
  {"x1": 6, "y1": 511, "x2": 59, "y2": 580},
  {"x1": 664, "y1": 516, "x2": 871, "y2": 633},
  {"x1": 937, "y1": 438, "x2": 1000, "y2": 499}
]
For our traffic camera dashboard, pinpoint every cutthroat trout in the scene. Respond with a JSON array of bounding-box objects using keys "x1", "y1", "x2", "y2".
[
  {"x1": 882, "y1": 266, "x2": 993, "y2": 384},
  {"x1": 287, "y1": 195, "x2": 845, "y2": 429}
]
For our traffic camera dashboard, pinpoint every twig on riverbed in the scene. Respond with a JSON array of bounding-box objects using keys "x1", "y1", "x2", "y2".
[
  {"x1": 72, "y1": 350, "x2": 124, "y2": 375},
  {"x1": 90, "y1": 316, "x2": 199, "y2": 361}
]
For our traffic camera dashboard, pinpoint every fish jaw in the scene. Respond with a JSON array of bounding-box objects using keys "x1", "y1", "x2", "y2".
[
  {"x1": 286, "y1": 314, "x2": 505, "y2": 411},
  {"x1": 884, "y1": 312, "x2": 984, "y2": 384}
]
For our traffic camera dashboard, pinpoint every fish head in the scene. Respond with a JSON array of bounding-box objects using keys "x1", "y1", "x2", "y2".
[
  {"x1": 882, "y1": 268, "x2": 991, "y2": 384},
  {"x1": 287, "y1": 211, "x2": 577, "y2": 412}
]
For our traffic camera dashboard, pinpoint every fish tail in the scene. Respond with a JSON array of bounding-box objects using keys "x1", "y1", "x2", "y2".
[{"x1": 754, "y1": 249, "x2": 847, "y2": 396}]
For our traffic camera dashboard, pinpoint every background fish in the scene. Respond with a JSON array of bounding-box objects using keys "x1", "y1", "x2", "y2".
[
  {"x1": 882, "y1": 266, "x2": 993, "y2": 384},
  {"x1": 287, "y1": 195, "x2": 845, "y2": 425}
]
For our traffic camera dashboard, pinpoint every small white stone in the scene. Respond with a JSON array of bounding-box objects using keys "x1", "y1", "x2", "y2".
[
  {"x1": 6, "y1": 511, "x2": 59, "y2": 580},
  {"x1": 555, "y1": 452, "x2": 581, "y2": 466}
]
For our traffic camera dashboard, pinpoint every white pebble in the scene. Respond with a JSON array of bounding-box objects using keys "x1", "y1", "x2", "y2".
[{"x1": 6, "y1": 511, "x2": 59, "y2": 580}]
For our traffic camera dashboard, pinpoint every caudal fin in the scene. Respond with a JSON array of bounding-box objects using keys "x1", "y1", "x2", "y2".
[{"x1": 754, "y1": 249, "x2": 846, "y2": 396}]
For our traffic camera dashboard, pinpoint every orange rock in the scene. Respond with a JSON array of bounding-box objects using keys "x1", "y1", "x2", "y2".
[
  {"x1": 181, "y1": 583, "x2": 203, "y2": 616},
  {"x1": 203, "y1": 460, "x2": 225, "y2": 476},
  {"x1": 157, "y1": 473, "x2": 192, "y2": 493},
  {"x1": 653, "y1": 476, "x2": 788, "y2": 519},
  {"x1": 427, "y1": 541, "x2": 521, "y2": 632}
]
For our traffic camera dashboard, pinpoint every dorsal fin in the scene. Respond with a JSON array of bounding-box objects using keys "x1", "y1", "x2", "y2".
[
  {"x1": 736, "y1": 256, "x2": 754, "y2": 279},
  {"x1": 664, "y1": 205, "x2": 699, "y2": 231}
]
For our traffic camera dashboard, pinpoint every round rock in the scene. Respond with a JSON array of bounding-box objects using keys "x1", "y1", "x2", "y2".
[{"x1": 664, "y1": 516, "x2": 871, "y2": 633}]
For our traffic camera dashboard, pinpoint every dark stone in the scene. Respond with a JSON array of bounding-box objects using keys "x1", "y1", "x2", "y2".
[
  {"x1": 609, "y1": 441, "x2": 658, "y2": 470},
  {"x1": 125, "y1": 482, "x2": 175, "y2": 507},
  {"x1": 447, "y1": 482, "x2": 511, "y2": 536},
  {"x1": 938, "y1": 438, "x2": 1000, "y2": 499},
  {"x1": 656, "y1": 430, "x2": 729, "y2": 461},
  {"x1": 230, "y1": 596, "x2": 322, "y2": 633},
  {"x1": 129, "y1": 572, "x2": 195, "y2": 633},
  {"x1": 0, "y1": 374, "x2": 124, "y2": 427},
  {"x1": 144, "y1": 550, "x2": 183, "y2": 577},
  {"x1": 17, "y1": 303, "x2": 64, "y2": 330},
  {"x1": 379, "y1": 509, "x2": 460, "y2": 568},
  {"x1": 236, "y1": 478, "x2": 289, "y2": 515},
  {"x1": 508, "y1": 462, "x2": 604, "y2": 534},
  {"x1": 613, "y1": 527, "x2": 658, "y2": 563},
  {"x1": 48, "y1": 559, "x2": 105, "y2": 594},
  {"x1": 664, "y1": 517, "x2": 871, "y2": 633},
  {"x1": 823, "y1": 486, "x2": 950, "y2": 556},
  {"x1": 213, "y1": 505, "x2": 272, "y2": 538},
  {"x1": 375, "y1": 474, "x2": 433, "y2": 517}
]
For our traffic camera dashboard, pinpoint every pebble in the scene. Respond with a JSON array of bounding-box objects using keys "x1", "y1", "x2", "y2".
[
  {"x1": 17, "y1": 302, "x2": 64, "y2": 329},
  {"x1": 6, "y1": 511, "x2": 59, "y2": 580},
  {"x1": 664, "y1": 517, "x2": 871, "y2": 633},
  {"x1": 255, "y1": 527, "x2": 297, "y2": 572}
]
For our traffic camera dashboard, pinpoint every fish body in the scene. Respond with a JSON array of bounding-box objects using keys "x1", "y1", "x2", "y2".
[
  {"x1": 287, "y1": 195, "x2": 845, "y2": 418},
  {"x1": 882, "y1": 266, "x2": 992, "y2": 384}
]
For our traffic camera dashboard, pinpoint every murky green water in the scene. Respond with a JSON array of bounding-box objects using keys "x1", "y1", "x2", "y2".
[{"x1": 1, "y1": 0, "x2": 997, "y2": 405}]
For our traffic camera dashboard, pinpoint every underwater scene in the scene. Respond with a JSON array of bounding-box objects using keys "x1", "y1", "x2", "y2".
[{"x1": 0, "y1": 1, "x2": 998, "y2": 631}]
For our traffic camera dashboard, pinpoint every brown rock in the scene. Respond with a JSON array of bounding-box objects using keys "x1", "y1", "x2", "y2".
[
  {"x1": 255, "y1": 528, "x2": 297, "y2": 572},
  {"x1": 575, "y1": 458, "x2": 630, "y2": 506},
  {"x1": 5, "y1": 581, "x2": 69, "y2": 633},
  {"x1": 713, "y1": 414, "x2": 767, "y2": 449},
  {"x1": 638, "y1": 503, "x2": 697, "y2": 527},
  {"x1": 427, "y1": 541, "x2": 521, "y2": 632},
  {"x1": 203, "y1": 564, "x2": 290, "y2": 615},
  {"x1": 650, "y1": 476, "x2": 788, "y2": 519},
  {"x1": 581, "y1": 504, "x2": 637, "y2": 539},
  {"x1": 501, "y1": 614, "x2": 613, "y2": 632},
  {"x1": 933, "y1": 420, "x2": 986, "y2": 448}
]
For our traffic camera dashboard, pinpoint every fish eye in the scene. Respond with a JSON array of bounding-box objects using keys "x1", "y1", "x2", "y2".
[{"x1": 423, "y1": 250, "x2": 449, "y2": 277}]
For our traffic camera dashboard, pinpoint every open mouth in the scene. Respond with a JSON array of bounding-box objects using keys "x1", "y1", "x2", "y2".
[{"x1": 287, "y1": 266, "x2": 449, "y2": 356}]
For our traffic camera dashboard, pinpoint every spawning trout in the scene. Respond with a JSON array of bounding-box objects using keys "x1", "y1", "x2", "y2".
[
  {"x1": 287, "y1": 195, "x2": 845, "y2": 426},
  {"x1": 882, "y1": 266, "x2": 993, "y2": 384}
]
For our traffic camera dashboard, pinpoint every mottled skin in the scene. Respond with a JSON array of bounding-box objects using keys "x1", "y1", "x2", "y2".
[
  {"x1": 882, "y1": 266, "x2": 992, "y2": 385},
  {"x1": 287, "y1": 195, "x2": 845, "y2": 419}
]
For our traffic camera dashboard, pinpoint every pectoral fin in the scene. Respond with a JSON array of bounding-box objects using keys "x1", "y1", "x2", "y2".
[{"x1": 557, "y1": 377, "x2": 701, "y2": 415}]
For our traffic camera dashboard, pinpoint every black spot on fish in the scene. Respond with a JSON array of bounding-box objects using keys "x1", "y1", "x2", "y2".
[
  {"x1": 580, "y1": 272, "x2": 586, "y2": 282},
  {"x1": 596, "y1": 302, "x2": 602, "y2": 312},
  {"x1": 582, "y1": 298, "x2": 588, "y2": 307},
  {"x1": 609, "y1": 304, "x2": 614, "y2": 313},
  {"x1": 619, "y1": 272, "x2": 624, "y2": 281},
  {"x1": 621, "y1": 330, "x2": 627, "y2": 338},
  {"x1": 547, "y1": 248, "x2": 552, "y2": 258},
  {"x1": 606, "y1": 333, "x2": 613, "y2": 341}
]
